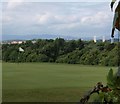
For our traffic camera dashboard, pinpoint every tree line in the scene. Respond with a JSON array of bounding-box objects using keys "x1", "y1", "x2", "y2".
[{"x1": 2, "y1": 38, "x2": 120, "y2": 66}]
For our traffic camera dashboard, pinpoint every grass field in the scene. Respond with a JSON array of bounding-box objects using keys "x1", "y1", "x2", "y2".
[{"x1": 2, "y1": 63, "x2": 117, "y2": 102}]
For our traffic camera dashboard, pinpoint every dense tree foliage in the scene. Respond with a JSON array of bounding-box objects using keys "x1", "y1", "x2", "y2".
[{"x1": 2, "y1": 38, "x2": 119, "y2": 66}]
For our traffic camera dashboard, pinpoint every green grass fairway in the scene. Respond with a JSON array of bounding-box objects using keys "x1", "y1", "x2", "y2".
[{"x1": 2, "y1": 63, "x2": 117, "y2": 102}]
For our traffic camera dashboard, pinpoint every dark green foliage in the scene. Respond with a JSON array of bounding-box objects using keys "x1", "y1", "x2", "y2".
[
  {"x1": 105, "y1": 68, "x2": 120, "y2": 103},
  {"x1": 56, "y1": 49, "x2": 82, "y2": 64},
  {"x1": 2, "y1": 38, "x2": 119, "y2": 66},
  {"x1": 107, "y1": 69, "x2": 115, "y2": 88},
  {"x1": 98, "y1": 68, "x2": 120, "y2": 103},
  {"x1": 92, "y1": 68, "x2": 120, "y2": 103}
]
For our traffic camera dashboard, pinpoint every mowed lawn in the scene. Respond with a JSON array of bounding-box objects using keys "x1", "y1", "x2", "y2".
[{"x1": 2, "y1": 63, "x2": 117, "y2": 102}]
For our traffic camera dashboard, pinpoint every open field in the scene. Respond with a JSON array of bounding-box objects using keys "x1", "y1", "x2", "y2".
[{"x1": 2, "y1": 63, "x2": 117, "y2": 102}]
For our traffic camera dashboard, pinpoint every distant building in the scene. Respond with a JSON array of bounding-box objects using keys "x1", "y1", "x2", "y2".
[
  {"x1": 11, "y1": 41, "x2": 23, "y2": 44},
  {"x1": 10, "y1": 40, "x2": 26, "y2": 44},
  {"x1": 32, "y1": 40, "x2": 36, "y2": 44},
  {"x1": 102, "y1": 36, "x2": 105, "y2": 42},
  {"x1": 11, "y1": 41, "x2": 18, "y2": 44},
  {"x1": 94, "y1": 36, "x2": 96, "y2": 43}
]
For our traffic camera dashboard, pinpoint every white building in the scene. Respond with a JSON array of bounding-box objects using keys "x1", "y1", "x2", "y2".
[
  {"x1": 93, "y1": 36, "x2": 96, "y2": 43},
  {"x1": 10, "y1": 41, "x2": 25, "y2": 44}
]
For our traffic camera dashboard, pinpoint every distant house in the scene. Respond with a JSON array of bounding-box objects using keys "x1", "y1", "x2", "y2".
[
  {"x1": 11, "y1": 41, "x2": 18, "y2": 44},
  {"x1": 10, "y1": 40, "x2": 26, "y2": 44},
  {"x1": 32, "y1": 40, "x2": 36, "y2": 44}
]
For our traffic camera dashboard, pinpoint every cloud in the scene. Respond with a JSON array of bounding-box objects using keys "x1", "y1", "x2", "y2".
[
  {"x1": 2, "y1": 15, "x2": 13, "y2": 23},
  {"x1": 36, "y1": 11, "x2": 110, "y2": 31},
  {"x1": 81, "y1": 12, "x2": 110, "y2": 27},
  {"x1": 2, "y1": 0, "x2": 110, "y2": 2},
  {"x1": 36, "y1": 12, "x2": 55, "y2": 24},
  {"x1": 2, "y1": 2, "x2": 113, "y2": 38},
  {"x1": 36, "y1": 13, "x2": 79, "y2": 25},
  {"x1": 6, "y1": 0, "x2": 24, "y2": 10}
]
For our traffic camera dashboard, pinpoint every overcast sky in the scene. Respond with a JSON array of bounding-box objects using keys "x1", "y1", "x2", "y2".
[{"x1": 1, "y1": 0, "x2": 117, "y2": 39}]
